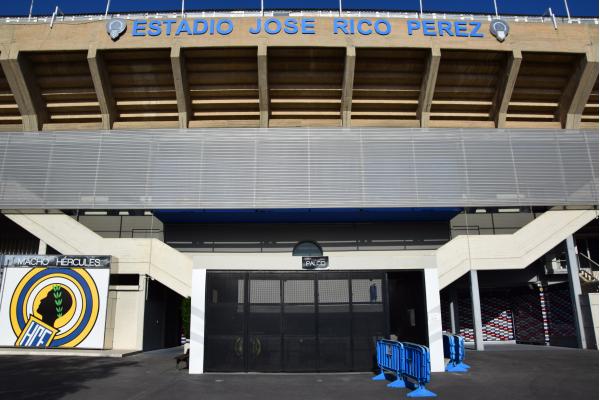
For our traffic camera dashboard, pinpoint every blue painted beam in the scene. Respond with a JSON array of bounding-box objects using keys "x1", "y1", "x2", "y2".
[{"x1": 153, "y1": 207, "x2": 462, "y2": 224}]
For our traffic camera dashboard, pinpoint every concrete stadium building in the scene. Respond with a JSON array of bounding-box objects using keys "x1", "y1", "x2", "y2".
[{"x1": 0, "y1": 4, "x2": 597, "y2": 374}]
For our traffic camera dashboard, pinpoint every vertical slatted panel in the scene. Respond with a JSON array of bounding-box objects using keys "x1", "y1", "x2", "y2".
[{"x1": 0, "y1": 128, "x2": 596, "y2": 209}]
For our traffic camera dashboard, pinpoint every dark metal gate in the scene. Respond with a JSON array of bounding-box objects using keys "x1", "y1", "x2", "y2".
[
  {"x1": 204, "y1": 271, "x2": 389, "y2": 372},
  {"x1": 511, "y1": 286, "x2": 545, "y2": 345}
]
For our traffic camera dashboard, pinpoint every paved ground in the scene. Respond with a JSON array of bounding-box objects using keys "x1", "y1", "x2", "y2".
[{"x1": 0, "y1": 345, "x2": 597, "y2": 400}]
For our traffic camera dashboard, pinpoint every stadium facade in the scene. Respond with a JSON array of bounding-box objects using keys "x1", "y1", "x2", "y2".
[{"x1": 0, "y1": 8, "x2": 597, "y2": 374}]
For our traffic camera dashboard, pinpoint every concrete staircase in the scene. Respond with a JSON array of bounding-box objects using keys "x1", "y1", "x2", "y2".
[
  {"x1": 3, "y1": 211, "x2": 191, "y2": 297},
  {"x1": 437, "y1": 209, "x2": 598, "y2": 289},
  {"x1": 4, "y1": 209, "x2": 597, "y2": 294}
]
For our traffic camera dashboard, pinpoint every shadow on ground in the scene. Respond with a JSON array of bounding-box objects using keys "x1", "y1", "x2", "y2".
[
  {"x1": 0, "y1": 355, "x2": 138, "y2": 400},
  {"x1": 0, "y1": 346, "x2": 597, "y2": 400}
]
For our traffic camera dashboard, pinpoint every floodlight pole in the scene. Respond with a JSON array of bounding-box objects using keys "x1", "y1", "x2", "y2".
[
  {"x1": 181, "y1": 0, "x2": 185, "y2": 18},
  {"x1": 339, "y1": 0, "x2": 342, "y2": 17},
  {"x1": 493, "y1": 0, "x2": 499, "y2": 17},
  {"x1": 564, "y1": 0, "x2": 572, "y2": 22},
  {"x1": 419, "y1": 0, "x2": 423, "y2": 18},
  {"x1": 261, "y1": 0, "x2": 264, "y2": 17},
  {"x1": 105, "y1": 0, "x2": 111, "y2": 18},
  {"x1": 28, "y1": 0, "x2": 34, "y2": 21}
]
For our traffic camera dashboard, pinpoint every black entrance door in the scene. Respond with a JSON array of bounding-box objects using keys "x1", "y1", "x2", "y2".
[{"x1": 204, "y1": 271, "x2": 388, "y2": 372}]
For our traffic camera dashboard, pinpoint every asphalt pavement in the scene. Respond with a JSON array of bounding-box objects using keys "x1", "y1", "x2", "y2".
[{"x1": 0, "y1": 345, "x2": 597, "y2": 400}]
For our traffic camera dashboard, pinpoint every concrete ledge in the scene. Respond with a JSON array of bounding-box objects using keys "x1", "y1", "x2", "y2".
[{"x1": 0, "y1": 348, "x2": 140, "y2": 358}]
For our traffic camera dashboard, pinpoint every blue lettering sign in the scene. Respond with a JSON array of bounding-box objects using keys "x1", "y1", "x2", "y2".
[
  {"x1": 374, "y1": 20, "x2": 391, "y2": 35},
  {"x1": 284, "y1": 18, "x2": 299, "y2": 34},
  {"x1": 454, "y1": 21, "x2": 468, "y2": 37},
  {"x1": 193, "y1": 19, "x2": 208, "y2": 34},
  {"x1": 176, "y1": 20, "x2": 192, "y2": 36},
  {"x1": 470, "y1": 22, "x2": 484, "y2": 37},
  {"x1": 147, "y1": 20, "x2": 161, "y2": 36},
  {"x1": 265, "y1": 18, "x2": 282, "y2": 34},
  {"x1": 407, "y1": 19, "x2": 485, "y2": 38},
  {"x1": 333, "y1": 18, "x2": 348, "y2": 34},
  {"x1": 302, "y1": 18, "x2": 315, "y2": 34},
  {"x1": 132, "y1": 20, "x2": 146, "y2": 36},
  {"x1": 128, "y1": 17, "x2": 484, "y2": 39},
  {"x1": 408, "y1": 20, "x2": 421, "y2": 35},
  {"x1": 438, "y1": 21, "x2": 453, "y2": 36},
  {"x1": 217, "y1": 19, "x2": 234, "y2": 35}
]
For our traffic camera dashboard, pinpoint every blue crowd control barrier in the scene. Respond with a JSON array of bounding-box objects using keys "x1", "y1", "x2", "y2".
[
  {"x1": 373, "y1": 339, "x2": 405, "y2": 388},
  {"x1": 443, "y1": 334, "x2": 470, "y2": 372},
  {"x1": 454, "y1": 335, "x2": 470, "y2": 370},
  {"x1": 402, "y1": 343, "x2": 437, "y2": 398}
]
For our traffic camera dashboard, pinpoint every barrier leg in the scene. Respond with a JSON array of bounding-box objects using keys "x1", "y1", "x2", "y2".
[
  {"x1": 386, "y1": 374, "x2": 406, "y2": 388},
  {"x1": 458, "y1": 362, "x2": 470, "y2": 369},
  {"x1": 407, "y1": 384, "x2": 437, "y2": 398},
  {"x1": 372, "y1": 370, "x2": 387, "y2": 381},
  {"x1": 445, "y1": 362, "x2": 468, "y2": 373}
]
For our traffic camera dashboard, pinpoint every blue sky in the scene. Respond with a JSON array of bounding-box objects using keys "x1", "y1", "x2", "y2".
[{"x1": 1, "y1": 0, "x2": 597, "y2": 17}]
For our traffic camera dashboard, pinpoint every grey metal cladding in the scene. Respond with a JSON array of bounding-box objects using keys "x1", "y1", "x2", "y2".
[{"x1": 0, "y1": 128, "x2": 597, "y2": 209}]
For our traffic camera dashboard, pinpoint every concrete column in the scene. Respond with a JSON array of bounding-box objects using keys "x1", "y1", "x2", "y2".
[
  {"x1": 257, "y1": 45, "x2": 269, "y2": 128},
  {"x1": 449, "y1": 288, "x2": 460, "y2": 334},
  {"x1": 171, "y1": 45, "x2": 191, "y2": 129},
  {"x1": 417, "y1": 47, "x2": 441, "y2": 128},
  {"x1": 189, "y1": 268, "x2": 207, "y2": 374},
  {"x1": 340, "y1": 46, "x2": 356, "y2": 127},
  {"x1": 558, "y1": 48, "x2": 599, "y2": 129},
  {"x1": 88, "y1": 46, "x2": 116, "y2": 130},
  {"x1": 424, "y1": 268, "x2": 445, "y2": 372},
  {"x1": 0, "y1": 47, "x2": 47, "y2": 131},
  {"x1": 565, "y1": 235, "x2": 587, "y2": 349},
  {"x1": 493, "y1": 49, "x2": 522, "y2": 128},
  {"x1": 37, "y1": 240, "x2": 47, "y2": 255},
  {"x1": 469, "y1": 270, "x2": 484, "y2": 351}
]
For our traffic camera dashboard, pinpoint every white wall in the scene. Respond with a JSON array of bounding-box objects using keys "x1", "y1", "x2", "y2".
[
  {"x1": 192, "y1": 250, "x2": 435, "y2": 271},
  {"x1": 104, "y1": 276, "x2": 147, "y2": 351},
  {"x1": 189, "y1": 269, "x2": 206, "y2": 374},
  {"x1": 424, "y1": 268, "x2": 445, "y2": 372}
]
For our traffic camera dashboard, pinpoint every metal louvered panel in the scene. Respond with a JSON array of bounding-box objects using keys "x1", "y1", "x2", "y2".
[{"x1": 0, "y1": 128, "x2": 596, "y2": 209}]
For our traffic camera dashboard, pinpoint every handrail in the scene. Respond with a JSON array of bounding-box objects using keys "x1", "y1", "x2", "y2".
[
  {"x1": 578, "y1": 252, "x2": 599, "y2": 269},
  {"x1": 49, "y1": 6, "x2": 64, "y2": 28},
  {"x1": 1, "y1": 10, "x2": 598, "y2": 26}
]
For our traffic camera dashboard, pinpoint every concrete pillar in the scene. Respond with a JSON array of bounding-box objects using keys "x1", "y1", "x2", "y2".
[
  {"x1": 565, "y1": 235, "x2": 587, "y2": 349},
  {"x1": 469, "y1": 270, "x2": 484, "y2": 350},
  {"x1": 87, "y1": 46, "x2": 116, "y2": 130},
  {"x1": 449, "y1": 288, "x2": 460, "y2": 334},
  {"x1": 0, "y1": 47, "x2": 48, "y2": 131},
  {"x1": 493, "y1": 49, "x2": 522, "y2": 128},
  {"x1": 424, "y1": 268, "x2": 445, "y2": 372},
  {"x1": 257, "y1": 45, "x2": 269, "y2": 128},
  {"x1": 417, "y1": 47, "x2": 441, "y2": 128},
  {"x1": 37, "y1": 240, "x2": 47, "y2": 255},
  {"x1": 189, "y1": 268, "x2": 207, "y2": 374},
  {"x1": 171, "y1": 45, "x2": 191, "y2": 129},
  {"x1": 341, "y1": 46, "x2": 356, "y2": 127}
]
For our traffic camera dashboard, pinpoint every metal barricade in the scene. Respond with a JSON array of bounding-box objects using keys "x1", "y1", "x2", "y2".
[
  {"x1": 402, "y1": 343, "x2": 437, "y2": 397},
  {"x1": 373, "y1": 339, "x2": 406, "y2": 388},
  {"x1": 443, "y1": 333, "x2": 470, "y2": 372},
  {"x1": 373, "y1": 339, "x2": 437, "y2": 397},
  {"x1": 454, "y1": 335, "x2": 470, "y2": 370}
]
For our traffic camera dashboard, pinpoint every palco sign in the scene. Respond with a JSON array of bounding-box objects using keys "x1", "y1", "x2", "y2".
[
  {"x1": 110, "y1": 17, "x2": 509, "y2": 42},
  {"x1": 0, "y1": 255, "x2": 110, "y2": 349},
  {"x1": 302, "y1": 256, "x2": 329, "y2": 270}
]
